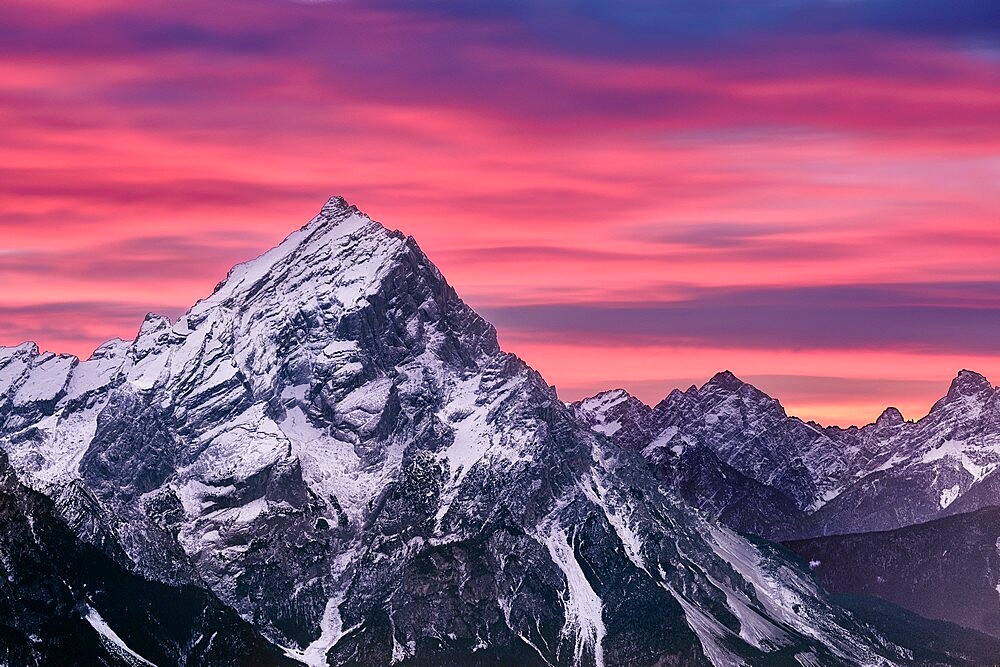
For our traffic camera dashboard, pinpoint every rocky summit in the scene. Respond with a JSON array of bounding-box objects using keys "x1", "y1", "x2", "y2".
[
  {"x1": 1, "y1": 197, "x2": 997, "y2": 666},
  {"x1": 575, "y1": 369, "x2": 1000, "y2": 541}
]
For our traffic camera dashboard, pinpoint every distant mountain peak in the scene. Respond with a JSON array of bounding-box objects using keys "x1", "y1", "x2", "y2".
[
  {"x1": 319, "y1": 194, "x2": 356, "y2": 217},
  {"x1": 1, "y1": 341, "x2": 39, "y2": 359},
  {"x1": 947, "y1": 369, "x2": 994, "y2": 399},
  {"x1": 188, "y1": 196, "x2": 406, "y2": 322},
  {"x1": 88, "y1": 338, "x2": 128, "y2": 361},
  {"x1": 704, "y1": 369, "x2": 748, "y2": 392},
  {"x1": 875, "y1": 406, "x2": 905, "y2": 427},
  {"x1": 581, "y1": 387, "x2": 634, "y2": 404},
  {"x1": 138, "y1": 312, "x2": 172, "y2": 335}
]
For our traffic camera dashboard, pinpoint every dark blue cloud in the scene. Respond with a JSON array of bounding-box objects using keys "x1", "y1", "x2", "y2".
[
  {"x1": 3, "y1": 0, "x2": 992, "y2": 141},
  {"x1": 367, "y1": 0, "x2": 1000, "y2": 57}
]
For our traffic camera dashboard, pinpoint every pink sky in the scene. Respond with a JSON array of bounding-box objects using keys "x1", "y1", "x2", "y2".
[{"x1": 2, "y1": 0, "x2": 999, "y2": 425}]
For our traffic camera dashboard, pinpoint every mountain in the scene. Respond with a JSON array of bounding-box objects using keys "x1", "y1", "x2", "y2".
[
  {"x1": 829, "y1": 593, "x2": 1000, "y2": 666},
  {"x1": 573, "y1": 373, "x2": 842, "y2": 539},
  {"x1": 571, "y1": 389, "x2": 653, "y2": 439},
  {"x1": 0, "y1": 195, "x2": 992, "y2": 665},
  {"x1": 574, "y1": 370, "x2": 1000, "y2": 539},
  {"x1": 0, "y1": 448, "x2": 297, "y2": 666},
  {"x1": 809, "y1": 371, "x2": 1000, "y2": 536},
  {"x1": 785, "y1": 506, "x2": 1000, "y2": 639}
]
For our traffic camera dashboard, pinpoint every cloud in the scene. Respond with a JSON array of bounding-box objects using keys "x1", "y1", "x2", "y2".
[
  {"x1": 0, "y1": 234, "x2": 268, "y2": 283},
  {"x1": 0, "y1": 172, "x2": 318, "y2": 211},
  {"x1": 741, "y1": 374, "x2": 945, "y2": 412},
  {"x1": 0, "y1": 301, "x2": 181, "y2": 357},
  {"x1": 480, "y1": 282, "x2": 1000, "y2": 354},
  {"x1": 366, "y1": 0, "x2": 1000, "y2": 52},
  {"x1": 1, "y1": 0, "x2": 997, "y2": 424}
]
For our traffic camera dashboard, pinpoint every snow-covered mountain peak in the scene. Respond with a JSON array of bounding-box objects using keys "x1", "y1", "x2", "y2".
[
  {"x1": 696, "y1": 370, "x2": 782, "y2": 412},
  {"x1": 134, "y1": 313, "x2": 172, "y2": 345},
  {"x1": 576, "y1": 388, "x2": 636, "y2": 413},
  {"x1": 703, "y1": 369, "x2": 748, "y2": 393},
  {"x1": 946, "y1": 369, "x2": 994, "y2": 399},
  {"x1": 577, "y1": 366, "x2": 1000, "y2": 540},
  {"x1": 319, "y1": 194, "x2": 360, "y2": 218},
  {"x1": 138, "y1": 312, "x2": 172, "y2": 334},
  {"x1": 88, "y1": 338, "x2": 129, "y2": 361},
  {"x1": 875, "y1": 406, "x2": 905, "y2": 427},
  {"x1": 0, "y1": 341, "x2": 39, "y2": 362},
  {"x1": 188, "y1": 196, "x2": 406, "y2": 318},
  {"x1": 571, "y1": 388, "x2": 651, "y2": 437},
  {"x1": 1, "y1": 197, "x2": 983, "y2": 665}
]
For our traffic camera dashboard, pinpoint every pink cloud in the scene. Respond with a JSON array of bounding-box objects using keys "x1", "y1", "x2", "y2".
[{"x1": 1, "y1": 0, "x2": 997, "y2": 423}]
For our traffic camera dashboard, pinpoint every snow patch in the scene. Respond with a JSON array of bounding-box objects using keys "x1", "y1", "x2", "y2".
[
  {"x1": 702, "y1": 572, "x2": 790, "y2": 650},
  {"x1": 436, "y1": 375, "x2": 496, "y2": 486},
  {"x1": 281, "y1": 403, "x2": 403, "y2": 527},
  {"x1": 702, "y1": 524, "x2": 888, "y2": 666},
  {"x1": 795, "y1": 651, "x2": 822, "y2": 667},
  {"x1": 576, "y1": 390, "x2": 636, "y2": 436},
  {"x1": 12, "y1": 354, "x2": 75, "y2": 405},
  {"x1": 591, "y1": 420, "x2": 621, "y2": 436},
  {"x1": 433, "y1": 372, "x2": 533, "y2": 526},
  {"x1": 580, "y1": 454, "x2": 648, "y2": 574},
  {"x1": 939, "y1": 484, "x2": 961, "y2": 509},
  {"x1": 84, "y1": 605, "x2": 158, "y2": 666},
  {"x1": 642, "y1": 426, "x2": 679, "y2": 457},
  {"x1": 539, "y1": 523, "x2": 606, "y2": 667},
  {"x1": 922, "y1": 439, "x2": 993, "y2": 481},
  {"x1": 666, "y1": 584, "x2": 747, "y2": 666},
  {"x1": 283, "y1": 596, "x2": 355, "y2": 667}
]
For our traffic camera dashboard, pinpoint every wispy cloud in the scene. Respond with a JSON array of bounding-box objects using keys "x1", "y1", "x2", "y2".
[
  {"x1": 1, "y1": 0, "x2": 997, "y2": 422},
  {"x1": 480, "y1": 282, "x2": 1000, "y2": 353}
]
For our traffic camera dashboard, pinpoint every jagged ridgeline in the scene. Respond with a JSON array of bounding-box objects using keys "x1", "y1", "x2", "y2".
[
  {"x1": 1, "y1": 197, "x2": 997, "y2": 666},
  {"x1": 573, "y1": 370, "x2": 1000, "y2": 541}
]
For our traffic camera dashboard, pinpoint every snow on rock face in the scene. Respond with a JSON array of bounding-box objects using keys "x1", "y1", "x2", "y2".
[
  {"x1": 0, "y1": 198, "x2": 484, "y2": 644},
  {"x1": 539, "y1": 522, "x2": 606, "y2": 667},
  {"x1": 580, "y1": 368, "x2": 1000, "y2": 539},
  {"x1": 575, "y1": 374, "x2": 826, "y2": 539},
  {"x1": 571, "y1": 389, "x2": 650, "y2": 437},
  {"x1": 84, "y1": 605, "x2": 158, "y2": 667},
  {"x1": 808, "y1": 371, "x2": 1000, "y2": 536},
  {"x1": 939, "y1": 484, "x2": 961, "y2": 509},
  {"x1": 12, "y1": 353, "x2": 76, "y2": 407},
  {"x1": 0, "y1": 343, "x2": 40, "y2": 396},
  {"x1": 0, "y1": 196, "x2": 936, "y2": 666}
]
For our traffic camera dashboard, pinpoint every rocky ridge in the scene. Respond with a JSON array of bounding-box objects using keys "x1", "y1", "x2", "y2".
[
  {"x1": 0, "y1": 197, "x2": 992, "y2": 665},
  {"x1": 573, "y1": 370, "x2": 1000, "y2": 540}
]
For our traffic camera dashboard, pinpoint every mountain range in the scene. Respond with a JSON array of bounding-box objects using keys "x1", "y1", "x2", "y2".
[
  {"x1": 573, "y1": 369, "x2": 1000, "y2": 540},
  {"x1": 2, "y1": 196, "x2": 998, "y2": 666}
]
